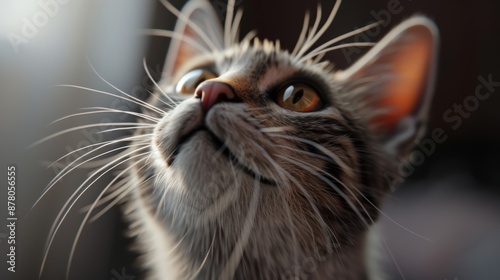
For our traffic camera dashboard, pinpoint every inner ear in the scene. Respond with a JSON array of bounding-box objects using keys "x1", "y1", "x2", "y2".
[
  {"x1": 162, "y1": 0, "x2": 224, "y2": 81},
  {"x1": 336, "y1": 16, "x2": 438, "y2": 155},
  {"x1": 366, "y1": 26, "x2": 435, "y2": 132}
]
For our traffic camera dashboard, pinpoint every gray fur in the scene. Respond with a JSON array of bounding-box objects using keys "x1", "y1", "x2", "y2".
[
  {"x1": 121, "y1": 1, "x2": 439, "y2": 279},
  {"x1": 42, "y1": 0, "x2": 437, "y2": 279}
]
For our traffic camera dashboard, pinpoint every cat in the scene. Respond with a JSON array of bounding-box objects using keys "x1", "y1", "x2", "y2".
[{"x1": 41, "y1": 0, "x2": 438, "y2": 279}]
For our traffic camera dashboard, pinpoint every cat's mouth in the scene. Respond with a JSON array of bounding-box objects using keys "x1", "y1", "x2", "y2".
[{"x1": 168, "y1": 126, "x2": 277, "y2": 186}]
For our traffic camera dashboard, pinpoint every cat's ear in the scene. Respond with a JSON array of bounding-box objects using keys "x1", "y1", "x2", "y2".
[
  {"x1": 336, "y1": 16, "x2": 438, "y2": 156},
  {"x1": 163, "y1": 0, "x2": 223, "y2": 79}
]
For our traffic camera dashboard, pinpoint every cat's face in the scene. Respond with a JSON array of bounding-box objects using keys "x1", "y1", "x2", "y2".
[
  {"x1": 132, "y1": 0, "x2": 437, "y2": 271},
  {"x1": 149, "y1": 43, "x2": 375, "y2": 235}
]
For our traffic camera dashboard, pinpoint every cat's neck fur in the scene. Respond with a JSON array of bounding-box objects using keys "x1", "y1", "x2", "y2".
[{"x1": 125, "y1": 169, "x2": 375, "y2": 280}]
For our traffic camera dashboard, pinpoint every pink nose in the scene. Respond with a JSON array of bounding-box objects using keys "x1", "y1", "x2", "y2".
[{"x1": 195, "y1": 81, "x2": 238, "y2": 112}]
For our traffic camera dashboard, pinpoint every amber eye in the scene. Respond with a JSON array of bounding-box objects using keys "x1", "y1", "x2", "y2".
[
  {"x1": 276, "y1": 83, "x2": 324, "y2": 112},
  {"x1": 175, "y1": 69, "x2": 218, "y2": 94}
]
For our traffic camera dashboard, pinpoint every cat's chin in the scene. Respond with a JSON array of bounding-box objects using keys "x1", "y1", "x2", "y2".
[
  {"x1": 167, "y1": 127, "x2": 216, "y2": 166},
  {"x1": 155, "y1": 130, "x2": 257, "y2": 217},
  {"x1": 170, "y1": 129, "x2": 276, "y2": 186}
]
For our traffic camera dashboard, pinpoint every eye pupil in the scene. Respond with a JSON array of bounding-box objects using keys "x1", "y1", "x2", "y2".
[
  {"x1": 292, "y1": 89, "x2": 304, "y2": 104},
  {"x1": 276, "y1": 83, "x2": 324, "y2": 112},
  {"x1": 193, "y1": 78, "x2": 203, "y2": 89}
]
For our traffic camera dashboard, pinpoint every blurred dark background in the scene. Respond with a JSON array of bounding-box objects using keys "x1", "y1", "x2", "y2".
[{"x1": 1, "y1": 0, "x2": 499, "y2": 279}]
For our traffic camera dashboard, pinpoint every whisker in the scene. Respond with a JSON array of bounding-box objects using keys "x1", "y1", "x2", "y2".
[
  {"x1": 259, "y1": 126, "x2": 294, "y2": 133},
  {"x1": 279, "y1": 154, "x2": 409, "y2": 279},
  {"x1": 272, "y1": 143, "x2": 332, "y2": 162},
  {"x1": 312, "y1": 52, "x2": 327, "y2": 64},
  {"x1": 50, "y1": 108, "x2": 159, "y2": 125},
  {"x1": 241, "y1": 29, "x2": 258, "y2": 44},
  {"x1": 193, "y1": 153, "x2": 243, "y2": 219},
  {"x1": 88, "y1": 181, "x2": 132, "y2": 222},
  {"x1": 276, "y1": 143, "x2": 433, "y2": 242},
  {"x1": 351, "y1": 186, "x2": 434, "y2": 242},
  {"x1": 254, "y1": 144, "x2": 337, "y2": 266},
  {"x1": 300, "y1": 42, "x2": 376, "y2": 63},
  {"x1": 48, "y1": 134, "x2": 152, "y2": 169},
  {"x1": 141, "y1": 29, "x2": 210, "y2": 54},
  {"x1": 382, "y1": 237, "x2": 406, "y2": 280},
  {"x1": 29, "y1": 122, "x2": 152, "y2": 148},
  {"x1": 89, "y1": 172, "x2": 158, "y2": 223},
  {"x1": 54, "y1": 84, "x2": 165, "y2": 116},
  {"x1": 292, "y1": 10, "x2": 311, "y2": 56},
  {"x1": 190, "y1": 229, "x2": 216, "y2": 279},
  {"x1": 297, "y1": 0, "x2": 342, "y2": 59},
  {"x1": 143, "y1": 58, "x2": 180, "y2": 108},
  {"x1": 277, "y1": 154, "x2": 370, "y2": 227},
  {"x1": 231, "y1": 8, "x2": 244, "y2": 46},
  {"x1": 267, "y1": 133, "x2": 354, "y2": 177},
  {"x1": 34, "y1": 142, "x2": 149, "y2": 212},
  {"x1": 79, "y1": 178, "x2": 128, "y2": 213},
  {"x1": 84, "y1": 107, "x2": 160, "y2": 123},
  {"x1": 219, "y1": 174, "x2": 261, "y2": 279},
  {"x1": 39, "y1": 148, "x2": 148, "y2": 277},
  {"x1": 98, "y1": 125, "x2": 156, "y2": 134},
  {"x1": 302, "y1": 5, "x2": 323, "y2": 58},
  {"x1": 224, "y1": 0, "x2": 236, "y2": 49},
  {"x1": 282, "y1": 193, "x2": 301, "y2": 277},
  {"x1": 303, "y1": 21, "x2": 380, "y2": 62},
  {"x1": 65, "y1": 153, "x2": 149, "y2": 279},
  {"x1": 87, "y1": 60, "x2": 167, "y2": 115},
  {"x1": 159, "y1": 0, "x2": 221, "y2": 52}
]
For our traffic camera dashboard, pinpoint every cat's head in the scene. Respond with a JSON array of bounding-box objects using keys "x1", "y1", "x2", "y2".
[{"x1": 136, "y1": 0, "x2": 437, "y2": 267}]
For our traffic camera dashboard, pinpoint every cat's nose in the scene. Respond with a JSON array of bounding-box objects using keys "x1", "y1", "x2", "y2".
[{"x1": 194, "y1": 81, "x2": 239, "y2": 112}]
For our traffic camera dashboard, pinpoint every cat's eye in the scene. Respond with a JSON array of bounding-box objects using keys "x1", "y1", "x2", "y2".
[
  {"x1": 175, "y1": 69, "x2": 218, "y2": 94},
  {"x1": 276, "y1": 83, "x2": 324, "y2": 112}
]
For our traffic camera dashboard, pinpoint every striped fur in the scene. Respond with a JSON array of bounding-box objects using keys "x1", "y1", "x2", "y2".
[
  {"x1": 121, "y1": 1, "x2": 438, "y2": 279},
  {"x1": 129, "y1": 44, "x2": 390, "y2": 279},
  {"x1": 39, "y1": 0, "x2": 437, "y2": 279}
]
